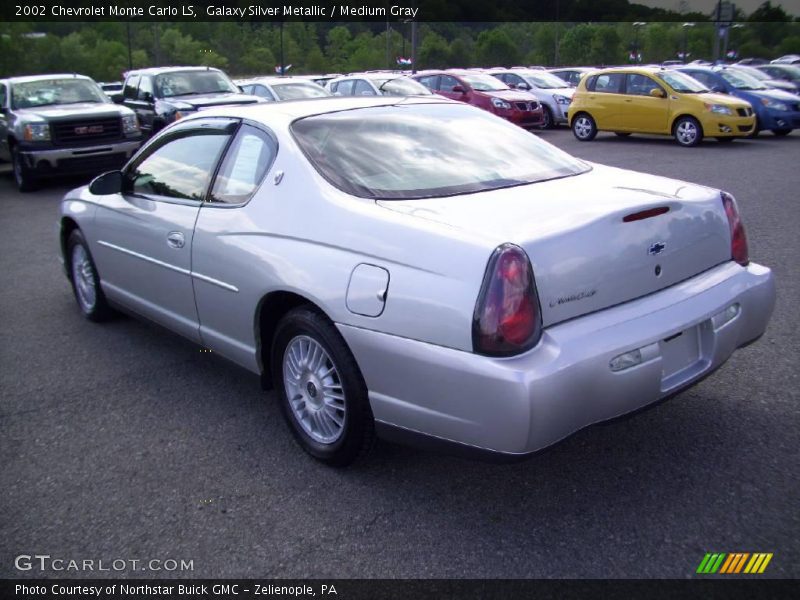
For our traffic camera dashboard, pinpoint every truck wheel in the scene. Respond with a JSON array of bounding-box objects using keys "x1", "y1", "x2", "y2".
[
  {"x1": 271, "y1": 307, "x2": 374, "y2": 467},
  {"x1": 11, "y1": 146, "x2": 38, "y2": 192}
]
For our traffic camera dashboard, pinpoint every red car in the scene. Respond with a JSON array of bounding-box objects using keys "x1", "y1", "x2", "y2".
[{"x1": 413, "y1": 70, "x2": 544, "y2": 129}]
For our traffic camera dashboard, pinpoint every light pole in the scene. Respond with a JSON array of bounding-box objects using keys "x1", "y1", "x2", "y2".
[
  {"x1": 723, "y1": 23, "x2": 744, "y2": 62},
  {"x1": 632, "y1": 22, "x2": 647, "y2": 63},
  {"x1": 681, "y1": 22, "x2": 695, "y2": 64}
]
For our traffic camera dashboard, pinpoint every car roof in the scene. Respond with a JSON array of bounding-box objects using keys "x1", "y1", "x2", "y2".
[
  {"x1": 180, "y1": 95, "x2": 455, "y2": 126},
  {"x1": 236, "y1": 76, "x2": 321, "y2": 86},
  {"x1": 126, "y1": 66, "x2": 224, "y2": 76},
  {"x1": 3, "y1": 73, "x2": 94, "y2": 84}
]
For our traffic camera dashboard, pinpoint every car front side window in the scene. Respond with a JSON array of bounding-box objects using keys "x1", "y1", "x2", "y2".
[{"x1": 127, "y1": 130, "x2": 232, "y2": 201}]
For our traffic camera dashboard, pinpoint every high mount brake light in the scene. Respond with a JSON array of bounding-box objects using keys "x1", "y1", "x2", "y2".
[{"x1": 472, "y1": 244, "x2": 543, "y2": 356}]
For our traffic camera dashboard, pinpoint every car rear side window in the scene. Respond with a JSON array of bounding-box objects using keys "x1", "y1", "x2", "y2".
[
  {"x1": 129, "y1": 132, "x2": 231, "y2": 201},
  {"x1": 210, "y1": 125, "x2": 276, "y2": 204},
  {"x1": 353, "y1": 80, "x2": 376, "y2": 96},
  {"x1": 589, "y1": 73, "x2": 624, "y2": 93},
  {"x1": 123, "y1": 75, "x2": 140, "y2": 100}
]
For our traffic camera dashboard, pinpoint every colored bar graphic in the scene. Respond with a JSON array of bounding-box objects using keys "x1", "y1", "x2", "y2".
[{"x1": 701, "y1": 552, "x2": 773, "y2": 575}]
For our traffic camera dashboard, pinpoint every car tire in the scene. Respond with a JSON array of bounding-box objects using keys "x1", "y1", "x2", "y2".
[
  {"x1": 541, "y1": 105, "x2": 554, "y2": 129},
  {"x1": 614, "y1": 132, "x2": 631, "y2": 137},
  {"x1": 11, "y1": 145, "x2": 39, "y2": 192},
  {"x1": 271, "y1": 307, "x2": 375, "y2": 467},
  {"x1": 66, "y1": 229, "x2": 115, "y2": 322},
  {"x1": 673, "y1": 116, "x2": 703, "y2": 147},
  {"x1": 747, "y1": 119, "x2": 760, "y2": 138},
  {"x1": 716, "y1": 137, "x2": 735, "y2": 143},
  {"x1": 772, "y1": 128, "x2": 792, "y2": 136},
  {"x1": 572, "y1": 113, "x2": 597, "y2": 141}
]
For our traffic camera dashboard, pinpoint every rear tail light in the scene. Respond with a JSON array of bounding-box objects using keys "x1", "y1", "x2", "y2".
[
  {"x1": 473, "y1": 244, "x2": 542, "y2": 356},
  {"x1": 721, "y1": 191, "x2": 749, "y2": 266}
]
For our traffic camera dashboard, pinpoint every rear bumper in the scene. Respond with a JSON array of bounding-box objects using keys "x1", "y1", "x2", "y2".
[
  {"x1": 18, "y1": 139, "x2": 141, "y2": 176},
  {"x1": 338, "y1": 261, "x2": 775, "y2": 458}
]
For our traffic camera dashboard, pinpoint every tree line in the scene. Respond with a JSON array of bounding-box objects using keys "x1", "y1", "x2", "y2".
[{"x1": 1, "y1": 4, "x2": 798, "y2": 82}]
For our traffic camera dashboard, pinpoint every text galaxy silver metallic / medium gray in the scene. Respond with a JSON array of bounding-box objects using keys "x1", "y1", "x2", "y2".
[{"x1": 58, "y1": 96, "x2": 775, "y2": 465}]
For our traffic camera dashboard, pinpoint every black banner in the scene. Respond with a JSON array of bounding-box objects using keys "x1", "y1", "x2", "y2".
[
  {"x1": 0, "y1": 0, "x2": 756, "y2": 24},
  {"x1": 2, "y1": 579, "x2": 799, "y2": 600}
]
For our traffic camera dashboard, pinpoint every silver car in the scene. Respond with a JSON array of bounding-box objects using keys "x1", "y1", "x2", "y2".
[
  {"x1": 58, "y1": 97, "x2": 775, "y2": 466},
  {"x1": 487, "y1": 68, "x2": 575, "y2": 128}
]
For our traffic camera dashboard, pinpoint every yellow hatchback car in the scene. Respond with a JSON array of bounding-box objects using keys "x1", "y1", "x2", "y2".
[{"x1": 569, "y1": 67, "x2": 756, "y2": 146}]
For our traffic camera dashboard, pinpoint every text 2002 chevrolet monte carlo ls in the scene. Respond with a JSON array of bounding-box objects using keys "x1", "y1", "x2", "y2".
[{"x1": 58, "y1": 96, "x2": 775, "y2": 466}]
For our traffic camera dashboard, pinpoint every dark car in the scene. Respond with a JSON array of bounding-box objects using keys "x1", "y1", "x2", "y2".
[
  {"x1": 676, "y1": 66, "x2": 800, "y2": 136},
  {"x1": 0, "y1": 74, "x2": 142, "y2": 191},
  {"x1": 121, "y1": 66, "x2": 262, "y2": 137},
  {"x1": 412, "y1": 70, "x2": 544, "y2": 129},
  {"x1": 548, "y1": 67, "x2": 595, "y2": 88}
]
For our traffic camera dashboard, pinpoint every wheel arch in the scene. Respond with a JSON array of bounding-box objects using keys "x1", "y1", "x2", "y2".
[
  {"x1": 60, "y1": 217, "x2": 81, "y2": 280},
  {"x1": 569, "y1": 110, "x2": 591, "y2": 127},
  {"x1": 254, "y1": 290, "x2": 330, "y2": 390},
  {"x1": 670, "y1": 113, "x2": 702, "y2": 134}
]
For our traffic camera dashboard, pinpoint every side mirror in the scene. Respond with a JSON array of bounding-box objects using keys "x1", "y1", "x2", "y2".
[
  {"x1": 112, "y1": 95, "x2": 124, "y2": 104},
  {"x1": 710, "y1": 85, "x2": 725, "y2": 93},
  {"x1": 649, "y1": 88, "x2": 666, "y2": 98},
  {"x1": 89, "y1": 170, "x2": 123, "y2": 195},
  {"x1": 452, "y1": 85, "x2": 466, "y2": 94},
  {"x1": 517, "y1": 82, "x2": 531, "y2": 90},
  {"x1": 141, "y1": 92, "x2": 154, "y2": 103}
]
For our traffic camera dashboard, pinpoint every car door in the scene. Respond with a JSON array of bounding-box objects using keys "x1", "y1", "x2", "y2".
[
  {"x1": 0, "y1": 82, "x2": 9, "y2": 161},
  {"x1": 134, "y1": 75, "x2": 157, "y2": 134},
  {"x1": 437, "y1": 75, "x2": 467, "y2": 102},
  {"x1": 90, "y1": 118, "x2": 238, "y2": 342},
  {"x1": 584, "y1": 72, "x2": 625, "y2": 130},
  {"x1": 621, "y1": 73, "x2": 669, "y2": 133},
  {"x1": 191, "y1": 123, "x2": 278, "y2": 369},
  {"x1": 353, "y1": 79, "x2": 377, "y2": 97}
]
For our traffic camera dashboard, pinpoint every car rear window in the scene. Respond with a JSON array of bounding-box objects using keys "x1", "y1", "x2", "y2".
[{"x1": 291, "y1": 103, "x2": 590, "y2": 200}]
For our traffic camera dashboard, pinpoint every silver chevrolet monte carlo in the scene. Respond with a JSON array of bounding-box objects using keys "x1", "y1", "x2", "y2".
[{"x1": 58, "y1": 96, "x2": 775, "y2": 466}]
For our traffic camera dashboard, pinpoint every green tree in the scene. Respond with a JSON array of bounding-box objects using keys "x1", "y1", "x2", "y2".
[
  {"x1": 418, "y1": 30, "x2": 451, "y2": 69},
  {"x1": 476, "y1": 28, "x2": 520, "y2": 66}
]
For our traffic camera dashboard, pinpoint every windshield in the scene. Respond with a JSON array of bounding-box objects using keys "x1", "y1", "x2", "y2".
[
  {"x1": 155, "y1": 70, "x2": 239, "y2": 98},
  {"x1": 772, "y1": 65, "x2": 800, "y2": 79},
  {"x1": 11, "y1": 78, "x2": 109, "y2": 109},
  {"x1": 521, "y1": 71, "x2": 571, "y2": 89},
  {"x1": 459, "y1": 73, "x2": 509, "y2": 91},
  {"x1": 735, "y1": 67, "x2": 771, "y2": 81},
  {"x1": 718, "y1": 70, "x2": 767, "y2": 90},
  {"x1": 376, "y1": 77, "x2": 433, "y2": 96},
  {"x1": 271, "y1": 82, "x2": 330, "y2": 100},
  {"x1": 291, "y1": 103, "x2": 589, "y2": 200},
  {"x1": 660, "y1": 71, "x2": 709, "y2": 93}
]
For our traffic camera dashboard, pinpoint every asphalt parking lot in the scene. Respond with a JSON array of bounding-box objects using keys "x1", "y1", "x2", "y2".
[{"x1": 1, "y1": 129, "x2": 798, "y2": 579}]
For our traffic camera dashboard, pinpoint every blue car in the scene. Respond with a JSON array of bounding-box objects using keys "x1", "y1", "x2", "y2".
[{"x1": 676, "y1": 66, "x2": 800, "y2": 136}]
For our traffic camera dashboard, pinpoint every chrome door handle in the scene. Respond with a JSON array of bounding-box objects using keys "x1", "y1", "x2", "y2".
[{"x1": 166, "y1": 231, "x2": 185, "y2": 249}]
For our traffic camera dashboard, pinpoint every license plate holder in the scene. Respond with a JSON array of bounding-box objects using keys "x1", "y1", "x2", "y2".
[{"x1": 660, "y1": 325, "x2": 702, "y2": 389}]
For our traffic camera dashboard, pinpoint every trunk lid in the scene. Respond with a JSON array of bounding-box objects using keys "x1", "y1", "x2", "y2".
[{"x1": 377, "y1": 164, "x2": 732, "y2": 326}]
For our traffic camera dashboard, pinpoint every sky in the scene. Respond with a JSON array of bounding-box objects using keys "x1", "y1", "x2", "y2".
[{"x1": 636, "y1": 0, "x2": 800, "y2": 17}]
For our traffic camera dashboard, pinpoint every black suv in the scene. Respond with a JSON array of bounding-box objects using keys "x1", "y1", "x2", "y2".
[{"x1": 121, "y1": 66, "x2": 262, "y2": 137}]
